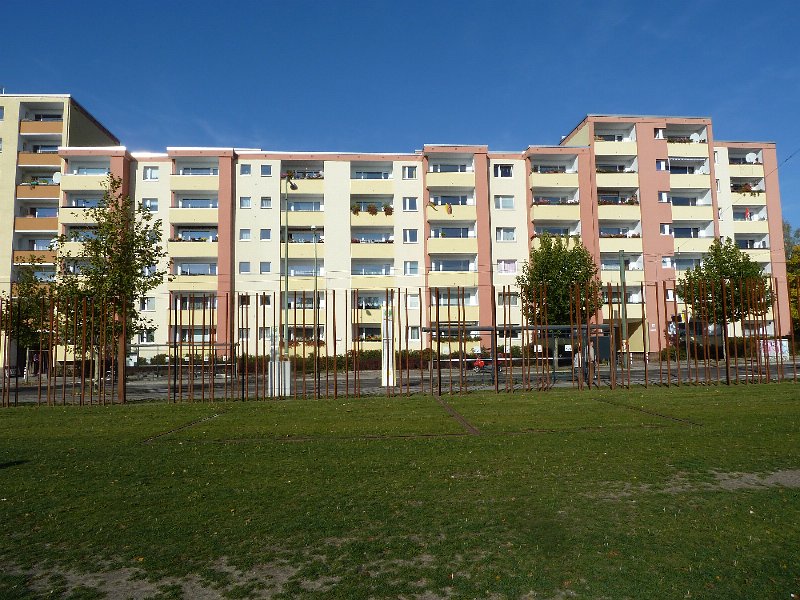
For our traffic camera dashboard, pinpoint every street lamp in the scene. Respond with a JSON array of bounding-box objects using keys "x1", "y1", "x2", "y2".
[
  {"x1": 311, "y1": 224, "x2": 319, "y2": 398},
  {"x1": 282, "y1": 171, "x2": 297, "y2": 397}
]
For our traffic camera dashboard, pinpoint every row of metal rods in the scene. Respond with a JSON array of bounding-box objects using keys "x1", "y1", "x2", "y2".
[{"x1": 3, "y1": 278, "x2": 800, "y2": 405}]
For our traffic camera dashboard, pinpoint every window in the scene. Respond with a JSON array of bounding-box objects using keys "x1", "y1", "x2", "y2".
[
  {"x1": 403, "y1": 197, "x2": 418, "y2": 211},
  {"x1": 654, "y1": 128, "x2": 665, "y2": 140},
  {"x1": 655, "y1": 159, "x2": 668, "y2": 171},
  {"x1": 143, "y1": 265, "x2": 158, "y2": 276},
  {"x1": 260, "y1": 261, "x2": 271, "y2": 274},
  {"x1": 496, "y1": 227, "x2": 516, "y2": 242},
  {"x1": 239, "y1": 261, "x2": 251, "y2": 274},
  {"x1": 176, "y1": 263, "x2": 216, "y2": 276},
  {"x1": 240, "y1": 229, "x2": 251, "y2": 241},
  {"x1": 403, "y1": 229, "x2": 418, "y2": 243},
  {"x1": 497, "y1": 259, "x2": 517, "y2": 274},
  {"x1": 179, "y1": 197, "x2": 218, "y2": 208},
  {"x1": 660, "y1": 223, "x2": 672, "y2": 235},
  {"x1": 713, "y1": 151, "x2": 719, "y2": 164},
  {"x1": 0, "y1": 107, "x2": 4, "y2": 120},
  {"x1": 260, "y1": 196, "x2": 272, "y2": 209},
  {"x1": 404, "y1": 261, "x2": 419, "y2": 275},
  {"x1": 658, "y1": 191, "x2": 669, "y2": 203},
  {"x1": 260, "y1": 229, "x2": 271, "y2": 241},
  {"x1": 0, "y1": 138, "x2": 3, "y2": 152},
  {"x1": 407, "y1": 294, "x2": 420, "y2": 309},
  {"x1": 178, "y1": 166, "x2": 218, "y2": 175},
  {"x1": 143, "y1": 166, "x2": 159, "y2": 181},
  {"x1": 494, "y1": 195, "x2": 514, "y2": 209},
  {"x1": 139, "y1": 297, "x2": 156, "y2": 311},
  {"x1": 258, "y1": 327, "x2": 272, "y2": 340},
  {"x1": 239, "y1": 196, "x2": 251, "y2": 209},
  {"x1": 240, "y1": 164, "x2": 251, "y2": 175},
  {"x1": 402, "y1": 165, "x2": 417, "y2": 179},
  {"x1": 142, "y1": 198, "x2": 158, "y2": 211},
  {"x1": 261, "y1": 164, "x2": 272, "y2": 177},
  {"x1": 666, "y1": 289, "x2": 676, "y2": 301},
  {"x1": 430, "y1": 163, "x2": 468, "y2": 173},
  {"x1": 409, "y1": 326, "x2": 420, "y2": 341},
  {"x1": 238, "y1": 328, "x2": 250, "y2": 341},
  {"x1": 716, "y1": 179, "x2": 720, "y2": 192},
  {"x1": 498, "y1": 292, "x2": 519, "y2": 306},
  {"x1": 259, "y1": 295, "x2": 272, "y2": 306},
  {"x1": 354, "y1": 170, "x2": 390, "y2": 180},
  {"x1": 493, "y1": 164, "x2": 513, "y2": 178},
  {"x1": 138, "y1": 329, "x2": 155, "y2": 344}
]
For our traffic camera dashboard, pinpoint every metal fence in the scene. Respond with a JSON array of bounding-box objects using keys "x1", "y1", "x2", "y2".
[{"x1": 1, "y1": 278, "x2": 797, "y2": 406}]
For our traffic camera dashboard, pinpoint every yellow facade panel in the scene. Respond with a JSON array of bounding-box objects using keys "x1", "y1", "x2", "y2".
[
  {"x1": 426, "y1": 172, "x2": 475, "y2": 188},
  {"x1": 529, "y1": 172, "x2": 580, "y2": 188},
  {"x1": 595, "y1": 173, "x2": 639, "y2": 188},
  {"x1": 168, "y1": 241, "x2": 220, "y2": 258},
  {"x1": 670, "y1": 206, "x2": 714, "y2": 221},
  {"x1": 427, "y1": 272, "x2": 478, "y2": 288},
  {"x1": 60, "y1": 174, "x2": 107, "y2": 191},
  {"x1": 598, "y1": 238, "x2": 643, "y2": 253},
  {"x1": 728, "y1": 164, "x2": 764, "y2": 178},
  {"x1": 351, "y1": 275, "x2": 396, "y2": 289},
  {"x1": 731, "y1": 192, "x2": 766, "y2": 205},
  {"x1": 286, "y1": 212, "x2": 325, "y2": 227},
  {"x1": 285, "y1": 243, "x2": 325, "y2": 259},
  {"x1": 14, "y1": 216, "x2": 58, "y2": 231},
  {"x1": 733, "y1": 220, "x2": 769, "y2": 235},
  {"x1": 670, "y1": 174, "x2": 710, "y2": 189},
  {"x1": 59, "y1": 209, "x2": 95, "y2": 225},
  {"x1": 17, "y1": 152, "x2": 61, "y2": 167},
  {"x1": 168, "y1": 208, "x2": 219, "y2": 224},
  {"x1": 425, "y1": 205, "x2": 476, "y2": 221},
  {"x1": 19, "y1": 121, "x2": 64, "y2": 135},
  {"x1": 531, "y1": 204, "x2": 580, "y2": 220},
  {"x1": 349, "y1": 180, "x2": 394, "y2": 195},
  {"x1": 597, "y1": 205, "x2": 641, "y2": 221},
  {"x1": 426, "y1": 238, "x2": 478, "y2": 254},
  {"x1": 666, "y1": 142, "x2": 709, "y2": 158},
  {"x1": 170, "y1": 174, "x2": 220, "y2": 192},
  {"x1": 16, "y1": 184, "x2": 60, "y2": 199},
  {"x1": 350, "y1": 212, "x2": 394, "y2": 226},
  {"x1": 350, "y1": 243, "x2": 395, "y2": 259},
  {"x1": 594, "y1": 141, "x2": 638, "y2": 156},
  {"x1": 673, "y1": 238, "x2": 715, "y2": 253}
]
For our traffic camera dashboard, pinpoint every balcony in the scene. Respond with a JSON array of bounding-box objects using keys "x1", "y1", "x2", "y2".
[
  {"x1": 17, "y1": 152, "x2": 61, "y2": 167},
  {"x1": 168, "y1": 207, "x2": 219, "y2": 224},
  {"x1": 529, "y1": 171, "x2": 579, "y2": 188},
  {"x1": 428, "y1": 271, "x2": 479, "y2": 288},
  {"x1": 728, "y1": 164, "x2": 764, "y2": 178},
  {"x1": 16, "y1": 184, "x2": 60, "y2": 199},
  {"x1": 669, "y1": 173, "x2": 710, "y2": 189},
  {"x1": 666, "y1": 142, "x2": 709, "y2": 158},
  {"x1": 597, "y1": 204, "x2": 640, "y2": 221},
  {"x1": 594, "y1": 141, "x2": 638, "y2": 156},
  {"x1": 351, "y1": 243, "x2": 395, "y2": 259},
  {"x1": 14, "y1": 216, "x2": 58, "y2": 231},
  {"x1": 426, "y1": 171, "x2": 475, "y2": 188},
  {"x1": 672, "y1": 238, "x2": 715, "y2": 253},
  {"x1": 170, "y1": 174, "x2": 220, "y2": 192},
  {"x1": 595, "y1": 172, "x2": 639, "y2": 188},
  {"x1": 284, "y1": 243, "x2": 326, "y2": 259},
  {"x1": 350, "y1": 179, "x2": 394, "y2": 195},
  {"x1": 284, "y1": 211, "x2": 325, "y2": 227},
  {"x1": 168, "y1": 240, "x2": 219, "y2": 258},
  {"x1": 60, "y1": 174, "x2": 108, "y2": 191},
  {"x1": 733, "y1": 220, "x2": 770, "y2": 235},
  {"x1": 350, "y1": 210, "x2": 395, "y2": 226},
  {"x1": 530, "y1": 203, "x2": 580, "y2": 220},
  {"x1": 427, "y1": 237, "x2": 478, "y2": 254},
  {"x1": 12, "y1": 250, "x2": 56, "y2": 264},
  {"x1": 598, "y1": 237, "x2": 643, "y2": 253},
  {"x1": 731, "y1": 191, "x2": 766, "y2": 205},
  {"x1": 19, "y1": 120, "x2": 63, "y2": 135},
  {"x1": 600, "y1": 269, "x2": 646, "y2": 284},
  {"x1": 425, "y1": 204, "x2": 476, "y2": 221},
  {"x1": 671, "y1": 206, "x2": 714, "y2": 221}
]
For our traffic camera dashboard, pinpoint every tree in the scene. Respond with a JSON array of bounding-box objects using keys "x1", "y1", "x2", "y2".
[
  {"x1": 516, "y1": 233, "x2": 602, "y2": 325},
  {"x1": 677, "y1": 237, "x2": 771, "y2": 328},
  {"x1": 786, "y1": 244, "x2": 800, "y2": 336},
  {"x1": 50, "y1": 174, "x2": 170, "y2": 400},
  {"x1": 783, "y1": 221, "x2": 800, "y2": 260}
]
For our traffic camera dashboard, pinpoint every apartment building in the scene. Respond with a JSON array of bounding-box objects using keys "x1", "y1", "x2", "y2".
[{"x1": 0, "y1": 94, "x2": 788, "y2": 358}]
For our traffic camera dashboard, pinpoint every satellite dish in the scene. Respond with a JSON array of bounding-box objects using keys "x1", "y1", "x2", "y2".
[
  {"x1": 697, "y1": 165, "x2": 709, "y2": 175},
  {"x1": 745, "y1": 152, "x2": 757, "y2": 164},
  {"x1": 52, "y1": 172, "x2": 62, "y2": 184},
  {"x1": 689, "y1": 133, "x2": 701, "y2": 142}
]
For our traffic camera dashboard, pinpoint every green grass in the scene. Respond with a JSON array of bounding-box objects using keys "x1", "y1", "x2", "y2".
[{"x1": 0, "y1": 385, "x2": 799, "y2": 598}]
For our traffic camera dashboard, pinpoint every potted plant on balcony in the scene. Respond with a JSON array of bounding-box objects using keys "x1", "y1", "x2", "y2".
[
  {"x1": 351, "y1": 204, "x2": 361, "y2": 215},
  {"x1": 383, "y1": 204, "x2": 393, "y2": 216},
  {"x1": 366, "y1": 203, "x2": 378, "y2": 216}
]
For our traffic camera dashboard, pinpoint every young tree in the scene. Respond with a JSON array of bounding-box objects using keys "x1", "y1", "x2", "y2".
[
  {"x1": 52, "y1": 174, "x2": 169, "y2": 400},
  {"x1": 516, "y1": 233, "x2": 602, "y2": 324},
  {"x1": 677, "y1": 237, "x2": 771, "y2": 327},
  {"x1": 786, "y1": 244, "x2": 800, "y2": 336},
  {"x1": 783, "y1": 220, "x2": 800, "y2": 260}
]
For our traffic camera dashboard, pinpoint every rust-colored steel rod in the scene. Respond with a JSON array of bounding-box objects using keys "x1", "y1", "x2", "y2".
[
  {"x1": 793, "y1": 278, "x2": 800, "y2": 383},
  {"x1": 662, "y1": 282, "x2": 671, "y2": 387}
]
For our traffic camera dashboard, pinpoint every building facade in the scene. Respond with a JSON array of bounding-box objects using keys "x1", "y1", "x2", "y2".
[{"x1": 0, "y1": 94, "x2": 789, "y2": 359}]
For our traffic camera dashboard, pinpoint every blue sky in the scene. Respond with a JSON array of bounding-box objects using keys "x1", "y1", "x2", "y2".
[{"x1": 4, "y1": 0, "x2": 800, "y2": 224}]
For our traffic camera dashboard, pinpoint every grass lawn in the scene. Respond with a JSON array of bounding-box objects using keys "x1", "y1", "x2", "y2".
[{"x1": 0, "y1": 384, "x2": 798, "y2": 598}]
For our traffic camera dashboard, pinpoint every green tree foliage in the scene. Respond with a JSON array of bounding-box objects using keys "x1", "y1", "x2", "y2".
[
  {"x1": 516, "y1": 233, "x2": 602, "y2": 325},
  {"x1": 677, "y1": 237, "x2": 770, "y2": 326},
  {"x1": 783, "y1": 220, "x2": 800, "y2": 259},
  {"x1": 0, "y1": 260, "x2": 51, "y2": 356},
  {"x1": 52, "y1": 174, "x2": 170, "y2": 346},
  {"x1": 786, "y1": 244, "x2": 800, "y2": 334}
]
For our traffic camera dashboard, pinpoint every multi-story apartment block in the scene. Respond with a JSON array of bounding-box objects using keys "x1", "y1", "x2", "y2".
[{"x1": 0, "y1": 94, "x2": 789, "y2": 360}]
